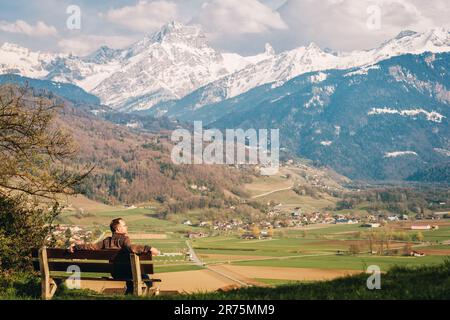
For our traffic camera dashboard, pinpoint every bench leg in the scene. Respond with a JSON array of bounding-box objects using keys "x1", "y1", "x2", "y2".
[
  {"x1": 140, "y1": 283, "x2": 149, "y2": 296},
  {"x1": 39, "y1": 247, "x2": 57, "y2": 300},
  {"x1": 42, "y1": 278, "x2": 57, "y2": 300},
  {"x1": 130, "y1": 254, "x2": 144, "y2": 296}
]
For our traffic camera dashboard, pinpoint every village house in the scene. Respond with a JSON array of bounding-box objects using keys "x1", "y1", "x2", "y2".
[
  {"x1": 241, "y1": 233, "x2": 258, "y2": 240},
  {"x1": 362, "y1": 223, "x2": 381, "y2": 228},
  {"x1": 410, "y1": 250, "x2": 426, "y2": 257},
  {"x1": 186, "y1": 232, "x2": 208, "y2": 239},
  {"x1": 411, "y1": 225, "x2": 431, "y2": 230},
  {"x1": 260, "y1": 230, "x2": 273, "y2": 239},
  {"x1": 335, "y1": 218, "x2": 358, "y2": 225},
  {"x1": 199, "y1": 221, "x2": 211, "y2": 227}
]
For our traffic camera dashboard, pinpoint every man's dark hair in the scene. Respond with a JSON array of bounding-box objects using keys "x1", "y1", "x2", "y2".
[{"x1": 110, "y1": 218, "x2": 123, "y2": 233}]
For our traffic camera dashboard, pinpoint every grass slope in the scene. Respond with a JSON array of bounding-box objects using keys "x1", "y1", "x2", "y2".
[
  {"x1": 2, "y1": 260, "x2": 449, "y2": 300},
  {"x1": 186, "y1": 260, "x2": 450, "y2": 300}
]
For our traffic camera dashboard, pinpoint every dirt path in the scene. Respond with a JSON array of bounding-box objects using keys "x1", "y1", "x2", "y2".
[
  {"x1": 156, "y1": 269, "x2": 240, "y2": 293},
  {"x1": 188, "y1": 240, "x2": 250, "y2": 287},
  {"x1": 206, "y1": 252, "x2": 336, "y2": 265},
  {"x1": 76, "y1": 269, "x2": 240, "y2": 294},
  {"x1": 199, "y1": 253, "x2": 278, "y2": 262},
  {"x1": 186, "y1": 240, "x2": 203, "y2": 266},
  {"x1": 208, "y1": 265, "x2": 261, "y2": 286},
  {"x1": 251, "y1": 185, "x2": 294, "y2": 199},
  {"x1": 214, "y1": 265, "x2": 361, "y2": 282}
]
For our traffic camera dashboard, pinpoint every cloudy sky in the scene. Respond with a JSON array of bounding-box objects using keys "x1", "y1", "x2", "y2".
[{"x1": 0, "y1": 0, "x2": 449, "y2": 56}]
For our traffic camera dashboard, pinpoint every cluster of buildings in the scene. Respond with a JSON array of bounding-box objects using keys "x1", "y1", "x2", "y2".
[
  {"x1": 240, "y1": 229, "x2": 273, "y2": 240},
  {"x1": 266, "y1": 209, "x2": 364, "y2": 227},
  {"x1": 184, "y1": 209, "x2": 380, "y2": 237},
  {"x1": 50, "y1": 225, "x2": 98, "y2": 246},
  {"x1": 184, "y1": 219, "x2": 247, "y2": 232},
  {"x1": 183, "y1": 201, "x2": 446, "y2": 240}
]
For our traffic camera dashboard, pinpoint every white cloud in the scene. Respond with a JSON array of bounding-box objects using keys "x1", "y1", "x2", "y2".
[
  {"x1": 0, "y1": 20, "x2": 58, "y2": 37},
  {"x1": 0, "y1": 0, "x2": 449, "y2": 55},
  {"x1": 58, "y1": 35, "x2": 137, "y2": 56},
  {"x1": 276, "y1": 0, "x2": 450, "y2": 51},
  {"x1": 100, "y1": 0, "x2": 179, "y2": 32},
  {"x1": 195, "y1": 0, "x2": 288, "y2": 35}
]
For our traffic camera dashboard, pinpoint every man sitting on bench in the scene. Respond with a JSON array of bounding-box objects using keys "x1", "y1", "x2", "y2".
[{"x1": 70, "y1": 218, "x2": 159, "y2": 294}]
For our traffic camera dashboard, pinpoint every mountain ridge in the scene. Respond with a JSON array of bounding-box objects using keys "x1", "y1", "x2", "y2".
[
  {"x1": 1, "y1": 23, "x2": 449, "y2": 112},
  {"x1": 156, "y1": 52, "x2": 450, "y2": 181}
]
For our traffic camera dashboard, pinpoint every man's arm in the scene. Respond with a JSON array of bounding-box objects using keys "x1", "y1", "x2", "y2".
[
  {"x1": 123, "y1": 237, "x2": 159, "y2": 256},
  {"x1": 69, "y1": 240, "x2": 104, "y2": 252},
  {"x1": 75, "y1": 242, "x2": 103, "y2": 250}
]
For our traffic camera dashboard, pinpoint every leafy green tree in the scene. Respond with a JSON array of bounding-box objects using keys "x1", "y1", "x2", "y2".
[
  {"x1": 415, "y1": 231, "x2": 425, "y2": 242},
  {"x1": 267, "y1": 226, "x2": 274, "y2": 238},
  {"x1": 0, "y1": 85, "x2": 89, "y2": 272},
  {"x1": 349, "y1": 243, "x2": 361, "y2": 255},
  {"x1": 251, "y1": 225, "x2": 260, "y2": 238}
]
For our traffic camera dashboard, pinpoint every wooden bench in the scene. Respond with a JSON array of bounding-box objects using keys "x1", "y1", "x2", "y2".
[{"x1": 32, "y1": 246, "x2": 161, "y2": 300}]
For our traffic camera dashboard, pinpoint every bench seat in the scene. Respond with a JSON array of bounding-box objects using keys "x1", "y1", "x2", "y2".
[{"x1": 32, "y1": 247, "x2": 161, "y2": 299}]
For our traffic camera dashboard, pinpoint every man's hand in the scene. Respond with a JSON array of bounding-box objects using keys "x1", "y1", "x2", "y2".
[
  {"x1": 151, "y1": 247, "x2": 159, "y2": 256},
  {"x1": 68, "y1": 240, "x2": 82, "y2": 253}
]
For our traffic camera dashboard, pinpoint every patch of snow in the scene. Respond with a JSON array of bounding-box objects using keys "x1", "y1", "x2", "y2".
[
  {"x1": 310, "y1": 72, "x2": 328, "y2": 83},
  {"x1": 126, "y1": 122, "x2": 141, "y2": 128},
  {"x1": 344, "y1": 65, "x2": 380, "y2": 77},
  {"x1": 304, "y1": 86, "x2": 335, "y2": 109},
  {"x1": 270, "y1": 92, "x2": 291, "y2": 103},
  {"x1": 320, "y1": 141, "x2": 333, "y2": 146},
  {"x1": 434, "y1": 148, "x2": 450, "y2": 157},
  {"x1": 271, "y1": 81, "x2": 285, "y2": 89},
  {"x1": 334, "y1": 125, "x2": 341, "y2": 136},
  {"x1": 222, "y1": 53, "x2": 253, "y2": 73},
  {"x1": 368, "y1": 107, "x2": 446, "y2": 123},
  {"x1": 384, "y1": 151, "x2": 418, "y2": 158}
]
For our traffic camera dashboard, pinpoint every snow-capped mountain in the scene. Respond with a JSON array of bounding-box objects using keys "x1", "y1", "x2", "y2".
[
  {"x1": 166, "y1": 28, "x2": 450, "y2": 111},
  {"x1": 0, "y1": 23, "x2": 449, "y2": 112},
  {"x1": 0, "y1": 22, "x2": 269, "y2": 110},
  {"x1": 0, "y1": 42, "x2": 58, "y2": 78},
  {"x1": 168, "y1": 51, "x2": 450, "y2": 181},
  {"x1": 90, "y1": 22, "x2": 271, "y2": 111},
  {"x1": 45, "y1": 50, "x2": 124, "y2": 92}
]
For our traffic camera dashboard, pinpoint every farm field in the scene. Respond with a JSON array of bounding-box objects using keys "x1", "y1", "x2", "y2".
[
  {"x1": 244, "y1": 174, "x2": 294, "y2": 197},
  {"x1": 56, "y1": 195, "x2": 450, "y2": 294},
  {"x1": 188, "y1": 222, "x2": 450, "y2": 288},
  {"x1": 233, "y1": 253, "x2": 447, "y2": 271},
  {"x1": 59, "y1": 206, "x2": 203, "y2": 236},
  {"x1": 210, "y1": 265, "x2": 361, "y2": 282}
]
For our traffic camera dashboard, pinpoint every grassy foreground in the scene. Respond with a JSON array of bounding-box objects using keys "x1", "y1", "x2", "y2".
[
  {"x1": 191, "y1": 261, "x2": 450, "y2": 300},
  {"x1": 1, "y1": 259, "x2": 449, "y2": 300}
]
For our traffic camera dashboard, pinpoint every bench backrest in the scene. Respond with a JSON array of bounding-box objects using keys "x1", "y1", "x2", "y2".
[{"x1": 31, "y1": 248, "x2": 154, "y2": 276}]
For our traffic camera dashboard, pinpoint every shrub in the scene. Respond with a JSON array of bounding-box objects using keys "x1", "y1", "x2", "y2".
[
  {"x1": 348, "y1": 244, "x2": 361, "y2": 255},
  {"x1": 0, "y1": 195, "x2": 60, "y2": 272},
  {"x1": 0, "y1": 270, "x2": 40, "y2": 299}
]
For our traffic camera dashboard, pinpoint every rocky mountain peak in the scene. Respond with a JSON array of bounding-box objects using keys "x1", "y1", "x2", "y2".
[{"x1": 150, "y1": 21, "x2": 207, "y2": 47}]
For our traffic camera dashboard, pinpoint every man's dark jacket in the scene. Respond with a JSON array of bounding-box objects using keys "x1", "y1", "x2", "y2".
[{"x1": 74, "y1": 233, "x2": 152, "y2": 279}]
